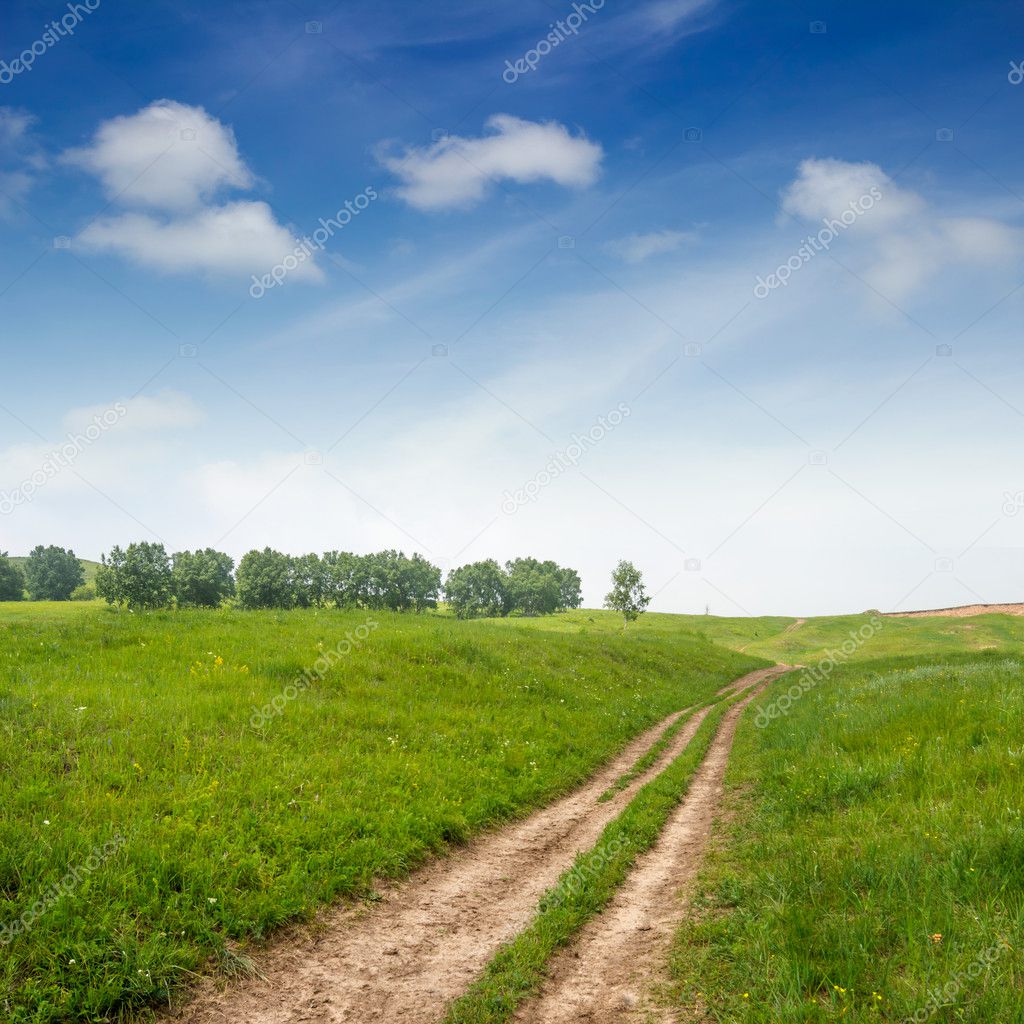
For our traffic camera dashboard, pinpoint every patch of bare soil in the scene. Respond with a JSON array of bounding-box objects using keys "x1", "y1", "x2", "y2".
[
  {"x1": 168, "y1": 670, "x2": 777, "y2": 1024},
  {"x1": 885, "y1": 603, "x2": 1024, "y2": 618},
  {"x1": 513, "y1": 666, "x2": 791, "y2": 1024}
]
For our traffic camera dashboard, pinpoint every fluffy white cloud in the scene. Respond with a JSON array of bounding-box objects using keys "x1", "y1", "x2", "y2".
[
  {"x1": 78, "y1": 201, "x2": 324, "y2": 281},
  {"x1": 66, "y1": 100, "x2": 318, "y2": 283},
  {"x1": 64, "y1": 99, "x2": 253, "y2": 211},
  {"x1": 780, "y1": 157, "x2": 1020, "y2": 300},
  {"x1": 380, "y1": 114, "x2": 603, "y2": 210},
  {"x1": 781, "y1": 157, "x2": 923, "y2": 230},
  {"x1": 605, "y1": 229, "x2": 693, "y2": 263}
]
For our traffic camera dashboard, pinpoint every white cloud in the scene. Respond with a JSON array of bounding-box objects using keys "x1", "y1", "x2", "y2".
[
  {"x1": 380, "y1": 114, "x2": 603, "y2": 210},
  {"x1": 781, "y1": 157, "x2": 922, "y2": 230},
  {"x1": 65, "y1": 100, "x2": 318, "y2": 283},
  {"x1": 605, "y1": 229, "x2": 693, "y2": 263},
  {"x1": 0, "y1": 108, "x2": 34, "y2": 148},
  {"x1": 780, "y1": 157, "x2": 1021, "y2": 300},
  {"x1": 63, "y1": 99, "x2": 253, "y2": 211},
  {"x1": 629, "y1": 0, "x2": 716, "y2": 36},
  {"x1": 77, "y1": 202, "x2": 324, "y2": 281},
  {"x1": 66, "y1": 391, "x2": 205, "y2": 433},
  {"x1": 0, "y1": 108, "x2": 44, "y2": 218}
]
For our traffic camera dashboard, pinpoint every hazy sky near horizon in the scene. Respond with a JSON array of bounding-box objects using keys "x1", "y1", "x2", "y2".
[{"x1": 1, "y1": 0, "x2": 1023, "y2": 615}]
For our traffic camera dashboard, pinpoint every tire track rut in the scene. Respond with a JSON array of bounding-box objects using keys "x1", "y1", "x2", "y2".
[
  {"x1": 170, "y1": 672, "x2": 775, "y2": 1024},
  {"x1": 513, "y1": 666, "x2": 790, "y2": 1024}
]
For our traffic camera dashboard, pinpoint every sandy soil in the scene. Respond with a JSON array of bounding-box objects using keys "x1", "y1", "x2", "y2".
[
  {"x1": 886, "y1": 603, "x2": 1024, "y2": 618},
  {"x1": 168, "y1": 669, "x2": 780, "y2": 1024},
  {"x1": 514, "y1": 667, "x2": 790, "y2": 1024}
]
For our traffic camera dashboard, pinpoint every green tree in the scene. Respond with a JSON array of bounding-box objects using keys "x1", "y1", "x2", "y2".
[
  {"x1": 322, "y1": 550, "x2": 364, "y2": 607},
  {"x1": 556, "y1": 566, "x2": 583, "y2": 610},
  {"x1": 235, "y1": 548, "x2": 296, "y2": 609},
  {"x1": 171, "y1": 549, "x2": 235, "y2": 608},
  {"x1": 604, "y1": 559, "x2": 650, "y2": 625},
  {"x1": 95, "y1": 542, "x2": 173, "y2": 609},
  {"x1": 23, "y1": 545, "x2": 84, "y2": 600},
  {"x1": 292, "y1": 553, "x2": 326, "y2": 608},
  {"x1": 445, "y1": 559, "x2": 509, "y2": 618},
  {"x1": 505, "y1": 557, "x2": 562, "y2": 616},
  {"x1": 0, "y1": 553, "x2": 25, "y2": 601},
  {"x1": 405, "y1": 552, "x2": 442, "y2": 611}
]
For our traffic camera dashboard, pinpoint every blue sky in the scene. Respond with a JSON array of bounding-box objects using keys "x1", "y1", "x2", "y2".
[{"x1": 1, "y1": 0, "x2": 1023, "y2": 615}]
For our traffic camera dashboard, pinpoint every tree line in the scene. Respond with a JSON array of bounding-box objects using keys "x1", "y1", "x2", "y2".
[{"x1": 0, "y1": 544, "x2": 584, "y2": 616}]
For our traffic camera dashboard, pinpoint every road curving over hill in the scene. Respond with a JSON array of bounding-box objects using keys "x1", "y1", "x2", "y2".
[{"x1": 169, "y1": 667, "x2": 787, "y2": 1024}]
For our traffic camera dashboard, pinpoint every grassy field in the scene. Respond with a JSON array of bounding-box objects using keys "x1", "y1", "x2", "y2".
[
  {"x1": 668, "y1": 640, "x2": 1024, "y2": 1021},
  {"x1": 0, "y1": 601, "x2": 762, "y2": 1023},
  {"x1": 505, "y1": 607, "x2": 1024, "y2": 666},
  {"x1": 4, "y1": 601, "x2": 1023, "y2": 1023}
]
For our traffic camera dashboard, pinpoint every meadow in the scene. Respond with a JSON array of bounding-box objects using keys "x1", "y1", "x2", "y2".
[
  {"x1": 4, "y1": 600, "x2": 1024, "y2": 1022},
  {"x1": 668, "y1": 626, "x2": 1024, "y2": 1022},
  {"x1": 0, "y1": 601, "x2": 761, "y2": 1022}
]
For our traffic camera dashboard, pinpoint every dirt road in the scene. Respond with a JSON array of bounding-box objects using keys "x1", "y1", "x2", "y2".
[
  {"x1": 170, "y1": 667, "x2": 787, "y2": 1024},
  {"x1": 514, "y1": 668, "x2": 787, "y2": 1023}
]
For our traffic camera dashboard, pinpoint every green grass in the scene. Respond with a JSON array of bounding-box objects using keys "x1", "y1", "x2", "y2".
[
  {"x1": 7, "y1": 601, "x2": 1024, "y2": 1023},
  {"x1": 519, "y1": 608, "x2": 1024, "y2": 668},
  {"x1": 443, "y1": 688, "x2": 757, "y2": 1024},
  {"x1": 0, "y1": 601, "x2": 762, "y2": 1023},
  {"x1": 597, "y1": 698, "x2": 715, "y2": 802},
  {"x1": 667, "y1": 651, "x2": 1024, "y2": 1022}
]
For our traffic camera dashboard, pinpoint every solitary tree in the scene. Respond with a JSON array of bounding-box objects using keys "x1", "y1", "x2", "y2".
[
  {"x1": 172, "y1": 549, "x2": 235, "y2": 608},
  {"x1": 604, "y1": 560, "x2": 650, "y2": 625},
  {"x1": 0, "y1": 553, "x2": 25, "y2": 601},
  {"x1": 96, "y1": 542, "x2": 173, "y2": 609},
  {"x1": 24, "y1": 545, "x2": 85, "y2": 601}
]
